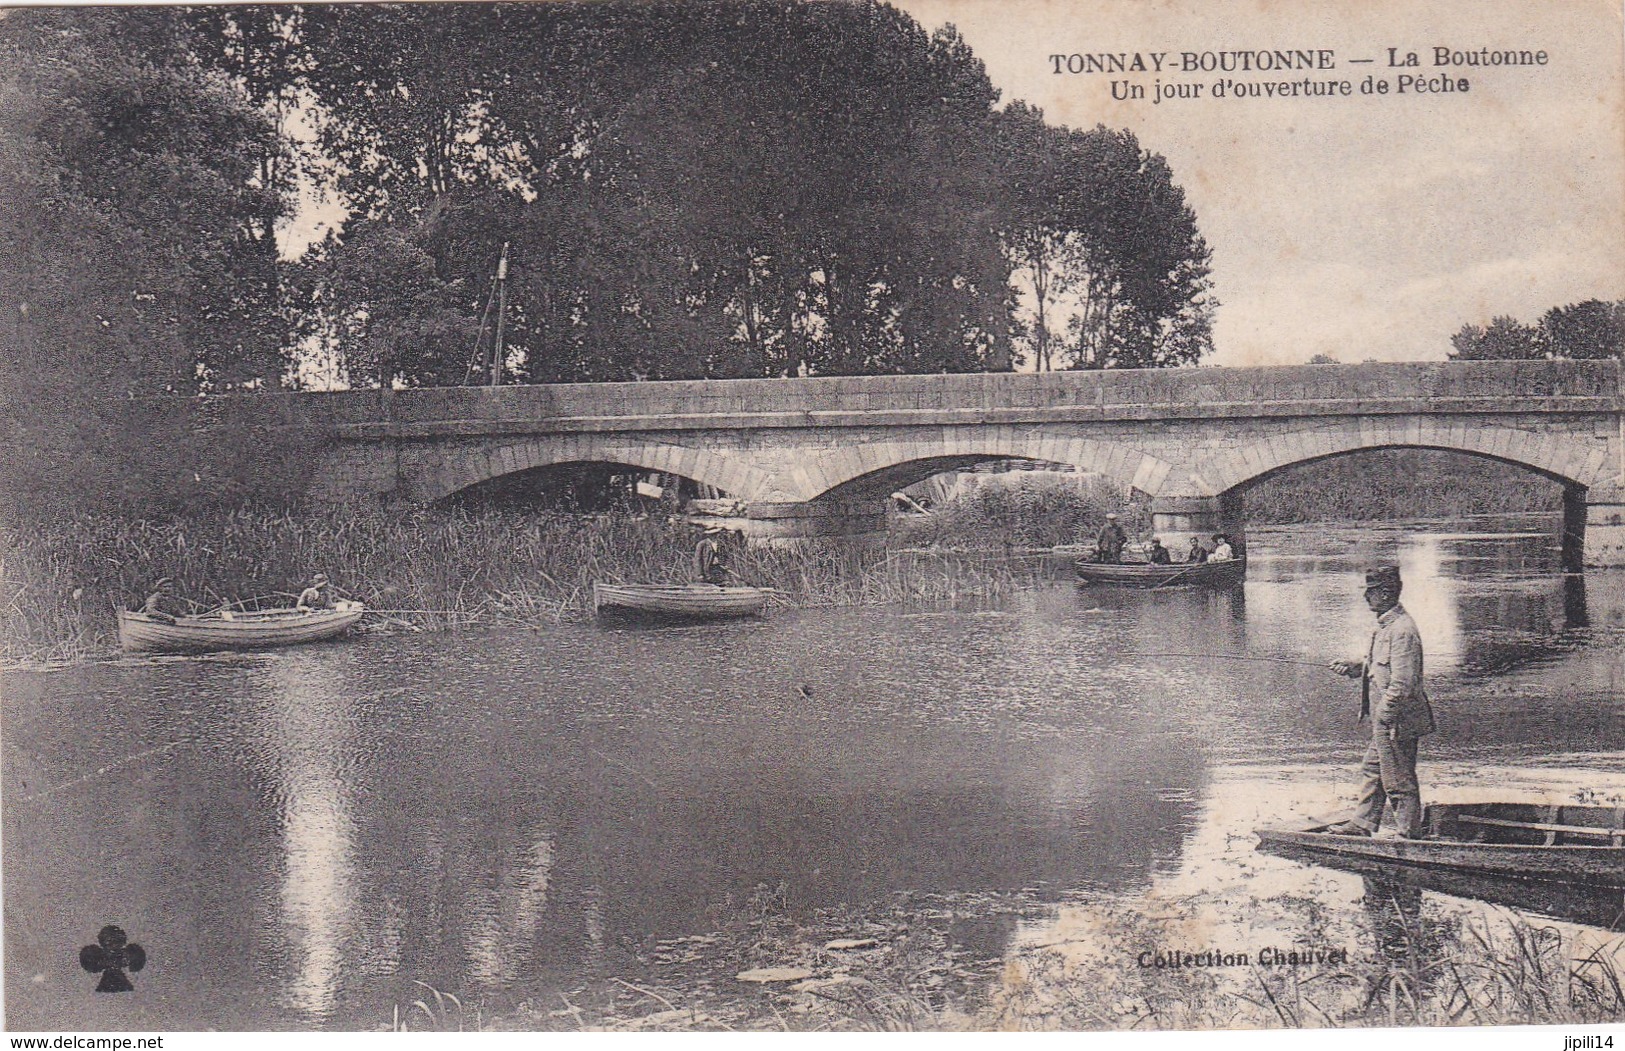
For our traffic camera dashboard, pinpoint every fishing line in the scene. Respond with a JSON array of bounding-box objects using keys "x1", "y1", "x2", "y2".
[{"x1": 1136, "y1": 651, "x2": 1329, "y2": 669}]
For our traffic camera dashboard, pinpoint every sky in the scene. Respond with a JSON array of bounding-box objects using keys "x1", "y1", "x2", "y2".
[{"x1": 896, "y1": 0, "x2": 1625, "y2": 366}]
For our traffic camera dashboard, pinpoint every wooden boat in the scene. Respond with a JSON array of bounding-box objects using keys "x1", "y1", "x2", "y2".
[
  {"x1": 1256, "y1": 803, "x2": 1625, "y2": 888},
  {"x1": 592, "y1": 582, "x2": 766, "y2": 620},
  {"x1": 118, "y1": 602, "x2": 365, "y2": 654},
  {"x1": 1074, "y1": 557, "x2": 1245, "y2": 588},
  {"x1": 1259, "y1": 839, "x2": 1625, "y2": 930}
]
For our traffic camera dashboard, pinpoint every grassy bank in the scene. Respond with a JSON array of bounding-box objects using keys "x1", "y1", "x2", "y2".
[
  {"x1": 394, "y1": 887, "x2": 1623, "y2": 1033},
  {"x1": 0, "y1": 507, "x2": 1062, "y2": 663}
]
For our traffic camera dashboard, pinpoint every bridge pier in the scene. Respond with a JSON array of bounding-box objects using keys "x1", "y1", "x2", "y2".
[
  {"x1": 744, "y1": 499, "x2": 889, "y2": 542},
  {"x1": 1573, "y1": 485, "x2": 1625, "y2": 569},
  {"x1": 1149, "y1": 493, "x2": 1247, "y2": 560}
]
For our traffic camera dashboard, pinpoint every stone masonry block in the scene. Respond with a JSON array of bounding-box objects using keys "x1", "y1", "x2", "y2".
[{"x1": 1580, "y1": 446, "x2": 1610, "y2": 487}]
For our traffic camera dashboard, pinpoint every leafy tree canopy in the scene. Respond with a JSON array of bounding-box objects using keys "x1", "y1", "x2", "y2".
[{"x1": 1450, "y1": 300, "x2": 1624, "y2": 361}]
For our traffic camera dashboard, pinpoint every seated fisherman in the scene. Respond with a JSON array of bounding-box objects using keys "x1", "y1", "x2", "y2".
[
  {"x1": 141, "y1": 577, "x2": 188, "y2": 624},
  {"x1": 694, "y1": 529, "x2": 732, "y2": 585},
  {"x1": 296, "y1": 573, "x2": 333, "y2": 611}
]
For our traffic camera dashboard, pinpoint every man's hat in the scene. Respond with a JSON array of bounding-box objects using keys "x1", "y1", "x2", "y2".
[
  {"x1": 1364, "y1": 566, "x2": 1402, "y2": 590},
  {"x1": 1106, "y1": 513, "x2": 1118, "y2": 520},
  {"x1": 311, "y1": 572, "x2": 330, "y2": 585}
]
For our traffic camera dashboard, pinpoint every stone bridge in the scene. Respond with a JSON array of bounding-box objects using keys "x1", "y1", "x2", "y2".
[{"x1": 261, "y1": 360, "x2": 1623, "y2": 565}]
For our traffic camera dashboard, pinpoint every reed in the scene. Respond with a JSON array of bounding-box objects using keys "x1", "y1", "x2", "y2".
[
  {"x1": 987, "y1": 902, "x2": 1625, "y2": 1032},
  {"x1": 0, "y1": 506, "x2": 1061, "y2": 662},
  {"x1": 893, "y1": 472, "x2": 1143, "y2": 550}
]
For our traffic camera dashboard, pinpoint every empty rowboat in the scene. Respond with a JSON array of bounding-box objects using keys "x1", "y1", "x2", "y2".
[
  {"x1": 592, "y1": 582, "x2": 767, "y2": 621},
  {"x1": 118, "y1": 603, "x2": 365, "y2": 654},
  {"x1": 1075, "y1": 558, "x2": 1245, "y2": 588},
  {"x1": 1256, "y1": 802, "x2": 1625, "y2": 887}
]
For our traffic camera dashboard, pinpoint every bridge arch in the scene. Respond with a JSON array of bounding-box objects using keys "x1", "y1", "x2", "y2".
[
  {"x1": 409, "y1": 436, "x2": 775, "y2": 504},
  {"x1": 1189, "y1": 420, "x2": 1614, "y2": 497},
  {"x1": 791, "y1": 433, "x2": 1176, "y2": 503}
]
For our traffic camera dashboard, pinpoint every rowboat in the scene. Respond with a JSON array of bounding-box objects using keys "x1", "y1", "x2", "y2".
[
  {"x1": 118, "y1": 603, "x2": 365, "y2": 654},
  {"x1": 1259, "y1": 837, "x2": 1625, "y2": 929},
  {"x1": 1256, "y1": 803, "x2": 1625, "y2": 887},
  {"x1": 1074, "y1": 557, "x2": 1245, "y2": 588},
  {"x1": 592, "y1": 582, "x2": 767, "y2": 620}
]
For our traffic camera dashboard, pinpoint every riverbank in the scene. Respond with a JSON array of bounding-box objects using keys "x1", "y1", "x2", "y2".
[
  {"x1": 0, "y1": 507, "x2": 1067, "y2": 664},
  {"x1": 404, "y1": 884, "x2": 1623, "y2": 1032},
  {"x1": 0, "y1": 462, "x2": 1570, "y2": 665}
]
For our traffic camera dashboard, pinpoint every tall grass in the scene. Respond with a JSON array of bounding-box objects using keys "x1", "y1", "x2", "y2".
[
  {"x1": 987, "y1": 903, "x2": 1625, "y2": 1032},
  {"x1": 893, "y1": 473, "x2": 1143, "y2": 550},
  {"x1": 0, "y1": 507, "x2": 1059, "y2": 663}
]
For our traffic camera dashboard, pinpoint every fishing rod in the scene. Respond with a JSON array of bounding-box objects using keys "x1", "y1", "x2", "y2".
[{"x1": 1137, "y1": 651, "x2": 1331, "y2": 669}]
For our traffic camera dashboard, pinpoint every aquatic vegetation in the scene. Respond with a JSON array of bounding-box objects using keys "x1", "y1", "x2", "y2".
[
  {"x1": 0, "y1": 507, "x2": 1062, "y2": 662},
  {"x1": 891, "y1": 472, "x2": 1142, "y2": 551},
  {"x1": 983, "y1": 897, "x2": 1625, "y2": 1031}
]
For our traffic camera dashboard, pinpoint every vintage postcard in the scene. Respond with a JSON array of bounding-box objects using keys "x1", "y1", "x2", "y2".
[{"x1": 1, "y1": 0, "x2": 1622, "y2": 1043}]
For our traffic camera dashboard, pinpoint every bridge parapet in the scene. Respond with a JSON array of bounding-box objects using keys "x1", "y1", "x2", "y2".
[
  {"x1": 226, "y1": 359, "x2": 1619, "y2": 438},
  {"x1": 140, "y1": 359, "x2": 1625, "y2": 562}
]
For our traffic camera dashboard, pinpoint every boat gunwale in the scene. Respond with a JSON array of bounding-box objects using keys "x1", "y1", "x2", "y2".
[{"x1": 1255, "y1": 803, "x2": 1625, "y2": 887}]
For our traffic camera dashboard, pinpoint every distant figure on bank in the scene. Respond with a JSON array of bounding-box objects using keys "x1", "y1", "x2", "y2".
[
  {"x1": 1326, "y1": 566, "x2": 1436, "y2": 839},
  {"x1": 1210, "y1": 534, "x2": 1235, "y2": 562},
  {"x1": 1147, "y1": 537, "x2": 1172, "y2": 565},
  {"x1": 1096, "y1": 513, "x2": 1127, "y2": 564},
  {"x1": 694, "y1": 529, "x2": 732, "y2": 585},
  {"x1": 140, "y1": 577, "x2": 187, "y2": 624},
  {"x1": 1187, "y1": 537, "x2": 1209, "y2": 564},
  {"x1": 296, "y1": 573, "x2": 333, "y2": 611}
]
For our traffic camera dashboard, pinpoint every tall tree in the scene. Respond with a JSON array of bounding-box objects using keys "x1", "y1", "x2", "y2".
[
  {"x1": 1450, "y1": 315, "x2": 1546, "y2": 361},
  {"x1": 0, "y1": 7, "x2": 292, "y2": 512},
  {"x1": 295, "y1": 1, "x2": 1015, "y2": 385},
  {"x1": 1538, "y1": 299, "x2": 1625, "y2": 360},
  {"x1": 997, "y1": 110, "x2": 1214, "y2": 370}
]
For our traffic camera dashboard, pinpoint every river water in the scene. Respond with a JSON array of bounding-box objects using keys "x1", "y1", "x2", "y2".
[{"x1": 5, "y1": 517, "x2": 1622, "y2": 1031}]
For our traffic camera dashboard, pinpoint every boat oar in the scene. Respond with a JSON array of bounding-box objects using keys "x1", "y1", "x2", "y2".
[
  {"x1": 1150, "y1": 563, "x2": 1203, "y2": 590},
  {"x1": 362, "y1": 608, "x2": 489, "y2": 617}
]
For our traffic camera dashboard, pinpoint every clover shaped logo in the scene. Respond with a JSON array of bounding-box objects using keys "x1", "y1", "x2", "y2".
[{"x1": 80, "y1": 925, "x2": 145, "y2": 992}]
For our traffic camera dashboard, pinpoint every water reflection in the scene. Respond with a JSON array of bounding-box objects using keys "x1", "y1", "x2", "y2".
[
  {"x1": 4, "y1": 517, "x2": 1621, "y2": 1031},
  {"x1": 259, "y1": 654, "x2": 364, "y2": 1023}
]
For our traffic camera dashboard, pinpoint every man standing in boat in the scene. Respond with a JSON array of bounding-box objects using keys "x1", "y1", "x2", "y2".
[
  {"x1": 1327, "y1": 566, "x2": 1436, "y2": 839},
  {"x1": 1096, "y1": 513, "x2": 1127, "y2": 564}
]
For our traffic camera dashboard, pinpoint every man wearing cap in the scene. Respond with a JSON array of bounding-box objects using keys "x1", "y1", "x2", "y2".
[
  {"x1": 297, "y1": 573, "x2": 333, "y2": 611},
  {"x1": 141, "y1": 577, "x2": 187, "y2": 624},
  {"x1": 1096, "y1": 514, "x2": 1127, "y2": 564},
  {"x1": 1327, "y1": 566, "x2": 1436, "y2": 838},
  {"x1": 694, "y1": 529, "x2": 732, "y2": 586},
  {"x1": 1147, "y1": 537, "x2": 1172, "y2": 565}
]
